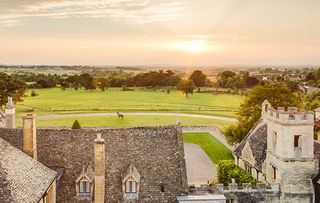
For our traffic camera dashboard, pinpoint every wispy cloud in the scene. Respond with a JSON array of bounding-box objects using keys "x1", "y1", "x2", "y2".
[{"x1": 0, "y1": 0, "x2": 185, "y2": 27}]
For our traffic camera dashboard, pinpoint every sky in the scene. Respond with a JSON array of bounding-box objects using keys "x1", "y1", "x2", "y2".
[{"x1": 0, "y1": 0, "x2": 320, "y2": 66}]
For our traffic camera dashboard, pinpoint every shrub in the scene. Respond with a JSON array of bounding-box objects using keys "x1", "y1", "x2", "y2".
[
  {"x1": 217, "y1": 160, "x2": 257, "y2": 186},
  {"x1": 72, "y1": 120, "x2": 81, "y2": 129},
  {"x1": 31, "y1": 91, "x2": 38, "y2": 97}
]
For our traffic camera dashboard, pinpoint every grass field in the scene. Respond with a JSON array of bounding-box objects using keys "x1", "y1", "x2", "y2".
[
  {"x1": 16, "y1": 88, "x2": 242, "y2": 118},
  {"x1": 183, "y1": 132, "x2": 233, "y2": 164},
  {"x1": 16, "y1": 115, "x2": 233, "y2": 129}
]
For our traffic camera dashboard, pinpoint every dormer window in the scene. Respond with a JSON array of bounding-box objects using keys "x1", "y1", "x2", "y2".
[
  {"x1": 75, "y1": 164, "x2": 94, "y2": 201},
  {"x1": 122, "y1": 164, "x2": 141, "y2": 200},
  {"x1": 79, "y1": 179, "x2": 91, "y2": 193},
  {"x1": 125, "y1": 178, "x2": 138, "y2": 193}
]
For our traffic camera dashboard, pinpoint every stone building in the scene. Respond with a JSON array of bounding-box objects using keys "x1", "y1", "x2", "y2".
[
  {"x1": 233, "y1": 100, "x2": 320, "y2": 202},
  {"x1": 0, "y1": 114, "x2": 188, "y2": 202}
]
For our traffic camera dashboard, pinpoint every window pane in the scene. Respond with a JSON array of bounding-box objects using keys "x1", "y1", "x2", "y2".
[
  {"x1": 132, "y1": 181, "x2": 136, "y2": 193},
  {"x1": 126, "y1": 181, "x2": 130, "y2": 193},
  {"x1": 86, "y1": 182, "x2": 90, "y2": 193},
  {"x1": 80, "y1": 181, "x2": 84, "y2": 193},
  {"x1": 129, "y1": 181, "x2": 133, "y2": 192}
]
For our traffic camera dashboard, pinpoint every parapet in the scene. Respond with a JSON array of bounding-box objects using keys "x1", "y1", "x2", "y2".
[
  {"x1": 188, "y1": 183, "x2": 280, "y2": 195},
  {"x1": 267, "y1": 106, "x2": 314, "y2": 125}
]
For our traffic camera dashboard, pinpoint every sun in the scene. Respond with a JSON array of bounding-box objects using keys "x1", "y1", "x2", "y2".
[{"x1": 178, "y1": 40, "x2": 207, "y2": 53}]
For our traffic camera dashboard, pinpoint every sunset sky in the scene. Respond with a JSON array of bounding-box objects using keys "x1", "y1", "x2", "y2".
[{"x1": 0, "y1": 0, "x2": 320, "y2": 66}]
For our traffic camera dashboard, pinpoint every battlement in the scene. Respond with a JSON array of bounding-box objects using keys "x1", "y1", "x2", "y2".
[
  {"x1": 267, "y1": 106, "x2": 314, "y2": 124},
  {"x1": 188, "y1": 183, "x2": 280, "y2": 195}
]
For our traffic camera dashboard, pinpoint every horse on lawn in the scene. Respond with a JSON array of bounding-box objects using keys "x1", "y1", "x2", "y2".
[{"x1": 116, "y1": 112, "x2": 124, "y2": 119}]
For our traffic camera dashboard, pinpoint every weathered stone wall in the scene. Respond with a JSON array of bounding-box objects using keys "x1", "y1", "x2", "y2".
[
  {"x1": 0, "y1": 125, "x2": 188, "y2": 203},
  {"x1": 190, "y1": 183, "x2": 281, "y2": 203}
]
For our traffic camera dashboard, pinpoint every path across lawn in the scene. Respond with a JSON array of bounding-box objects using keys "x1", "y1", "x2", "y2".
[{"x1": 16, "y1": 112, "x2": 237, "y2": 122}]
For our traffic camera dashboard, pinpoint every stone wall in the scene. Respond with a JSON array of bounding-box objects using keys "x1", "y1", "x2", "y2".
[
  {"x1": 188, "y1": 183, "x2": 281, "y2": 203},
  {"x1": 0, "y1": 125, "x2": 188, "y2": 203}
]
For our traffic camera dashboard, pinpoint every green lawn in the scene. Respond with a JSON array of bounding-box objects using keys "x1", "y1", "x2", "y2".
[
  {"x1": 16, "y1": 88, "x2": 242, "y2": 118},
  {"x1": 183, "y1": 132, "x2": 233, "y2": 164},
  {"x1": 16, "y1": 115, "x2": 233, "y2": 129}
]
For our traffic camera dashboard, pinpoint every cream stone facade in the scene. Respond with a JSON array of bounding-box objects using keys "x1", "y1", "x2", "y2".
[{"x1": 233, "y1": 100, "x2": 320, "y2": 202}]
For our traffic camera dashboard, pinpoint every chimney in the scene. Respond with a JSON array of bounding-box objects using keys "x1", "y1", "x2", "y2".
[
  {"x1": 5, "y1": 96, "x2": 16, "y2": 128},
  {"x1": 23, "y1": 114, "x2": 37, "y2": 159},
  {"x1": 94, "y1": 132, "x2": 105, "y2": 203}
]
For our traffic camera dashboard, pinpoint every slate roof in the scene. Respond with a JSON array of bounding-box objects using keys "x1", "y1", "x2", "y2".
[
  {"x1": 234, "y1": 120, "x2": 267, "y2": 171},
  {"x1": 0, "y1": 138, "x2": 57, "y2": 203},
  {"x1": 76, "y1": 163, "x2": 94, "y2": 182},
  {"x1": 122, "y1": 163, "x2": 141, "y2": 183},
  {"x1": 314, "y1": 141, "x2": 320, "y2": 163},
  {"x1": 0, "y1": 111, "x2": 5, "y2": 118}
]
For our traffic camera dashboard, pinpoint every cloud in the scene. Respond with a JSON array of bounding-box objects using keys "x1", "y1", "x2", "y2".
[{"x1": 0, "y1": 0, "x2": 185, "y2": 27}]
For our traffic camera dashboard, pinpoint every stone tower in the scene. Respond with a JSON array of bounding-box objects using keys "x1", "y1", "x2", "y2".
[
  {"x1": 265, "y1": 104, "x2": 318, "y2": 202},
  {"x1": 94, "y1": 132, "x2": 105, "y2": 203},
  {"x1": 5, "y1": 96, "x2": 15, "y2": 128}
]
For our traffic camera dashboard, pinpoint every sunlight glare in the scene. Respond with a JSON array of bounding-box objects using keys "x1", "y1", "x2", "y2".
[{"x1": 178, "y1": 40, "x2": 208, "y2": 53}]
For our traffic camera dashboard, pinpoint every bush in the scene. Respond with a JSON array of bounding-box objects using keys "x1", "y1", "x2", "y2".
[
  {"x1": 72, "y1": 120, "x2": 81, "y2": 129},
  {"x1": 31, "y1": 91, "x2": 38, "y2": 97},
  {"x1": 217, "y1": 160, "x2": 257, "y2": 186}
]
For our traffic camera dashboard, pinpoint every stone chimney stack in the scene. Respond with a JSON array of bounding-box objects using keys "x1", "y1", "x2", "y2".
[
  {"x1": 23, "y1": 114, "x2": 37, "y2": 159},
  {"x1": 94, "y1": 132, "x2": 105, "y2": 203},
  {"x1": 5, "y1": 96, "x2": 16, "y2": 128}
]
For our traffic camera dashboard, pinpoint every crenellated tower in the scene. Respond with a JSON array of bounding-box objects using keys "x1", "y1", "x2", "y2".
[{"x1": 264, "y1": 103, "x2": 318, "y2": 202}]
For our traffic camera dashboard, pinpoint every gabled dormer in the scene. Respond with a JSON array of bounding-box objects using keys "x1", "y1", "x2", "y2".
[
  {"x1": 75, "y1": 164, "x2": 94, "y2": 201},
  {"x1": 122, "y1": 163, "x2": 141, "y2": 200}
]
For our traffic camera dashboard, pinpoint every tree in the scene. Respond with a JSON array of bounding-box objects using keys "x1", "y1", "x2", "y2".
[
  {"x1": 245, "y1": 76, "x2": 260, "y2": 88},
  {"x1": 0, "y1": 73, "x2": 27, "y2": 107},
  {"x1": 303, "y1": 92, "x2": 320, "y2": 110},
  {"x1": 286, "y1": 81, "x2": 300, "y2": 92},
  {"x1": 217, "y1": 71, "x2": 236, "y2": 88},
  {"x1": 98, "y1": 78, "x2": 109, "y2": 91},
  {"x1": 224, "y1": 83, "x2": 302, "y2": 144},
  {"x1": 72, "y1": 120, "x2": 81, "y2": 129},
  {"x1": 83, "y1": 77, "x2": 97, "y2": 91},
  {"x1": 189, "y1": 70, "x2": 207, "y2": 87},
  {"x1": 177, "y1": 80, "x2": 195, "y2": 97},
  {"x1": 217, "y1": 160, "x2": 257, "y2": 186}
]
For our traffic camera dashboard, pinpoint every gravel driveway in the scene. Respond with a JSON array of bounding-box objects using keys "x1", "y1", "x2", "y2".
[{"x1": 184, "y1": 143, "x2": 216, "y2": 186}]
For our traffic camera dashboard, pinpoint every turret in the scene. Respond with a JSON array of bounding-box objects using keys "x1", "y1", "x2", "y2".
[{"x1": 264, "y1": 105, "x2": 317, "y2": 202}]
